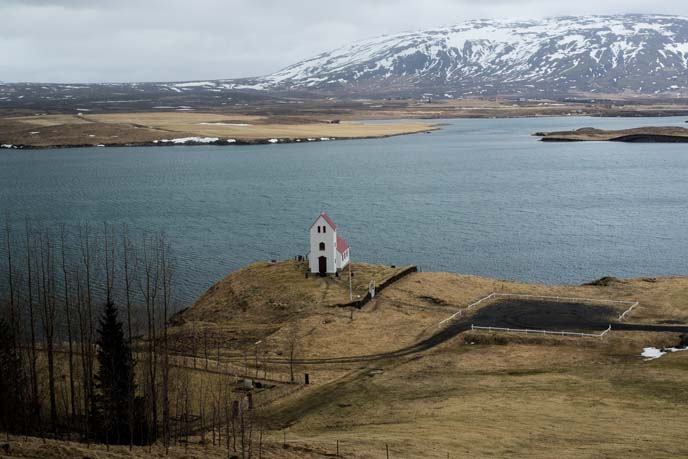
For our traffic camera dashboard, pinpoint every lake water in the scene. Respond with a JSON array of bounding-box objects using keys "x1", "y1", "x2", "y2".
[{"x1": 1, "y1": 116, "x2": 687, "y2": 304}]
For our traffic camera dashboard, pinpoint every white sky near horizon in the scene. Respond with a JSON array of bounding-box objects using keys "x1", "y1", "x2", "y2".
[{"x1": 0, "y1": 0, "x2": 687, "y2": 83}]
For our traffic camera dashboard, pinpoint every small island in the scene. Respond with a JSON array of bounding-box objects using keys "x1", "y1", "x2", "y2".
[{"x1": 536, "y1": 126, "x2": 688, "y2": 142}]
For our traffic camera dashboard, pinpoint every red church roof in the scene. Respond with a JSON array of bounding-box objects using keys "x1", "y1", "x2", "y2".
[
  {"x1": 336, "y1": 235, "x2": 349, "y2": 254},
  {"x1": 317, "y1": 211, "x2": 337, "y2": 230}
]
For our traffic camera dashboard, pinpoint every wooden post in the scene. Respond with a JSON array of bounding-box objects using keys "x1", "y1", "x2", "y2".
[
  {"x1": 386, "y1": 443, "x2": 390, "y2": 459},
  {"x1": 336, "y1": 440, "x2": 339, "y2": 456},
  {"x1": 348, "y1": 263, "x2": 353, "y2": 301}
]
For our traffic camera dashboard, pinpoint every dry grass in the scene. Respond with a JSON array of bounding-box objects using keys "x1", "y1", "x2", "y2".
[
  {"x1": 167, "y1": 261, "x2": 412, "y2": 382},
  {"x1": 170, "y1": 265, "x2": 688, "y2": 375},
  {"x1": 0, "y1": 434, "x2": 348, "y2": 459},
  {"x1": 168, "y1": 266, "x2": 688, "y2": 458},
  {"x1": 10, "y1": 264, "x2": 688, "y2": 458},
  {"x1": 1, "y1": 112, "x2": 437, "y2": 147},
  {"x1": 85, "y1": 113, "x2": 266, "y2": 125},
  {"x1": 85, "y1": 112, "x2": 435, "y2": 140},
  {"x1": 0, "y1": 116, "x2": 189, "y2": 147},
  {"x1": 280, "y1": 342, "x2": 688, "y2": 458}
]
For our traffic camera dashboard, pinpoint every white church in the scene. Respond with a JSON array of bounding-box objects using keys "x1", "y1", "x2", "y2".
[{"x1": 308, "y1": 212, "x2": 350, "y2": 275}]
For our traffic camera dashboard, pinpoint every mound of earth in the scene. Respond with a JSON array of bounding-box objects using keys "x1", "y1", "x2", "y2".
[
  {"x1": 583, "y1": 276, "x2": 624, "y2": 287},
  {"x1": 167, "y1": 260, "x2": 408, "y2": 351}
]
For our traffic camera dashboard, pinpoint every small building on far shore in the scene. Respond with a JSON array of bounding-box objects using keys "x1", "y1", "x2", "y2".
[{"x1": 308, "y1": 212, "x2": 350, "y2": 275}]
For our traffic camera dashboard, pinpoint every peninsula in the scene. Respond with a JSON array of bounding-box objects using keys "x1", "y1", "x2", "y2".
[
  {"x1": 0, "y1": 112, "x2": 438, "y2": 149},
  {"x1": 536, "y1": 126, "x2": 688, "y2": 142}
]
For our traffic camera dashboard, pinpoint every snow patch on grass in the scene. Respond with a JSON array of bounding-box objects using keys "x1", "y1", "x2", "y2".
[
  {"x1": 198, "y1": 122, "x2": 252, "y2": 126},
  {"x1": 642, "y1": 346, "x2": 688, "y2": 361},
  {"x1": 160, "y1": 137, "x2": 220, "y2": 144}
]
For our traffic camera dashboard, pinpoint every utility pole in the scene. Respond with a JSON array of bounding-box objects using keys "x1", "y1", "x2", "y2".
[{"x1": 254, "y1": 340, "x2": 262, "y2": 378}]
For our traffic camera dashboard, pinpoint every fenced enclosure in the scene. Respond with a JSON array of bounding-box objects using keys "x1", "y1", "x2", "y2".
[
  {"x1": 438, "y1": 291, "x2": 640, "y2": 329},
  {"x1": 492, "y1": 293, "x2": 639, "y2": 322},
  {"x1": 470, "y1": 324, "x2": 612, "y2": 339}
]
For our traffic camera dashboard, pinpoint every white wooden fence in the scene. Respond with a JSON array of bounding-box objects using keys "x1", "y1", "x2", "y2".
[
  {"x1": 617, "y1": 302, "x2": 640, "y2": 321},
  {"x1": 438, "y1": 292, "x2": 496, "y2": 325},
  {"x1": 470, "y1": 324, "x2": 612, "y2": 339}
]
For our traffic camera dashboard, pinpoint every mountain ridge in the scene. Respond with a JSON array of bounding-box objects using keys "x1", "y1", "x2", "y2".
[
  {"x1": 248, "y1": 14, "x2": 688, "y2": 97},
  {"x1": 2, "y1": 14, "x2": 688, "y2": 107}
]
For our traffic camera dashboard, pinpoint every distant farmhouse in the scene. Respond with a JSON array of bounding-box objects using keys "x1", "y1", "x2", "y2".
[{"x1": 309, "y1": 212, "x2": 350, "y2": 275}]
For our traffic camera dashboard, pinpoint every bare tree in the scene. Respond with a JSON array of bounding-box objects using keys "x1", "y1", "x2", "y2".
[
  {"x1": 4, "y1": 219, "x2": 18, "y2": 353},
  {"x1": 37, "y1": 227, "x2": 58, "y2": 435},
  {"x1": 139, "y1": 233, "x2": 160, "y2": 445},
  {"x1": 103, "y1": 222, "x2": 116, "y2": 305},
  {"x1": 286, "y1": 319, "x2": 300, "y2": 383},
  {"x1": 60, "y1": 225, "x2": 78, "y2": 428},
  {"x1": 2, "y1": 218, "x2": 27, "y2": 439},
  {"x1": 24, "y1": 220, "x2": 41, "y2": 435},
  {"x1": 76, "y1": 222, "x2": 100, "y2": 445},
  {"x1": 159, "y1": 232, "x2": 174, "y2": 454},
  {"x1": 78, "y1": 222, "x2": 96, "y2": 443},
  {"x1": 0, "y1": 221, "x2": 189, "y2": 448},
  {"x1": 121, "y1": 224, "x2": 136, "y2": 450}
]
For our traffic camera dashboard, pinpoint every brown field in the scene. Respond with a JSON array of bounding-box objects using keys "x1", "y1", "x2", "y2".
[
  {"x1": 4, "y1": 262, "x2": 688, "y2": 458},
  {"x1": 0, "y1": 112, "x2": 437, "y2": 148},
  {"x1": 247, "y1": 268, "x2": 688, "y2": 459},
  {"x1": 160, "y1": 263, "x2": 688, "y2": 458},
  {"x1": 4, "y1": 94, "x2": 688, "y2": 149},
  {"x1": 266, "y1": 96, "x2": 688, "y2": 121},
  {"x1": 0, "y1": 435, "x2": 344, "y2": 459}
]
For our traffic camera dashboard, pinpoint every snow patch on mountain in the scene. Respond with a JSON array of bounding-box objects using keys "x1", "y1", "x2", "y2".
[{"x1": 256, "y1": 14, "x2": 688, "y2": 95}]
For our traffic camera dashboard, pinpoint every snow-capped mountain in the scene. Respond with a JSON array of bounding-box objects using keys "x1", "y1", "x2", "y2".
[
  {"x1": 2, "y1": 14, "x2": 688, "y2": 109},
  {"x1": 256, "y1": 14, "x2": 688, "y2": 96}
]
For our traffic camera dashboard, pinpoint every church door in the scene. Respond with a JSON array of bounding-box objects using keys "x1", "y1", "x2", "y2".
[{"x1": 318, "y1": 256, "x2": 327, "y2": 275}]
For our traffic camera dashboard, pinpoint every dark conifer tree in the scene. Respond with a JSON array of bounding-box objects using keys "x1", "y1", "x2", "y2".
[{"x1": 93, "y1": 301, "x2": 146, "y2": 445}]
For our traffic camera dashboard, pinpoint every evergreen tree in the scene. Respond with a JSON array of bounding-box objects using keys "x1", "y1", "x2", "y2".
[
  {"x1": 0, "y1": 317, "x2": 27, "y2": 435},
  {"x1": 93, "y1": 301, "x2": 145, "y2": 445}
]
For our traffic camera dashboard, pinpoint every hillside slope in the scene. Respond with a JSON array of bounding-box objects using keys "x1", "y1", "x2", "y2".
[
  {"x1": 167, "y1": 262, "x2": 688, "y2": 458},
  {"x1": 255, "y1": 14, "x2": 688, "y2": 97}
]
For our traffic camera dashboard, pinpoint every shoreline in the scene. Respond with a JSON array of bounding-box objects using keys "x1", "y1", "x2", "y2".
[
  {"x1": 0, "y1": 113, "x2": 441, "y2": 150},
  {"x1": 2, "y1": 110, "x2": 688, "y2": 150},
  {"x1": 0, "y1": 128, "x2": 439, "y2": 150},
  {"x1": 536, "y1": 125, "x2": 688, "y2": 142}
]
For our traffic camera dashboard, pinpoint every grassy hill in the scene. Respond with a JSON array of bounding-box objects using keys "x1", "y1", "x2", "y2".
[{"x1": 5, "y1": 261, "x2": 688, "y2": 458}]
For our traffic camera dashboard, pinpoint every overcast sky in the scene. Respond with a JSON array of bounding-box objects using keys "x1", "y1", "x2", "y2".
[{"x1": 1, "y1": 0, "x2": 686, "y2": 83}]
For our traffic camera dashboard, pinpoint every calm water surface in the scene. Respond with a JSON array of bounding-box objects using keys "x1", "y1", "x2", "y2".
[{"x1": 1, "y1": 116, "x2": 687, "y2": 304}]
